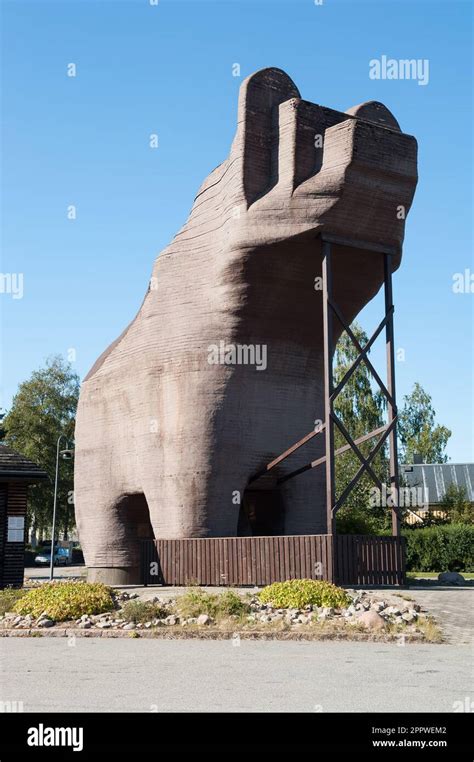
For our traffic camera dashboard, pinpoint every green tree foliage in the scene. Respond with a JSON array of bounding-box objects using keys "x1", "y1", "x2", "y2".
[
  {"x1": 332, "y1": 323, "x2": 390, "y2": 534},
  {"x1": 439, "y1": 484, "x2": 473, "y2": 525},
  {"x1": 332, "y1": 326, "x2": 454, "y2": 534},
  {"x1": 398, "y1": 382, "x2": 451, "y2": 464},
  {"x1": 3, "y1": 356, "x2": 79, "y2": 541}
]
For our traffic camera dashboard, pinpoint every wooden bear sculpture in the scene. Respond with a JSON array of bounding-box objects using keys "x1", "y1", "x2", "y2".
[{"x1": 75, "y1": 68, "x2": 417, "y2": 583}]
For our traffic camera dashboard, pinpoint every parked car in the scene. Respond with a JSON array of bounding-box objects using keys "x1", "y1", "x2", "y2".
[{"x1": 34, "y1": 546, "x2": 69, "y2": 566}]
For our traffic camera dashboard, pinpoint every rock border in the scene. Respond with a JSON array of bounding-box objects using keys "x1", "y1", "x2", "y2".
[{"x1": 0, "y1": 626, "x2": 432, "y2": 642}]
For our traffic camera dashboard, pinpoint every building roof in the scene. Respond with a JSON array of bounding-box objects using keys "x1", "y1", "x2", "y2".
[
  {"x1": 401, "y1": 463, "x2": 474, "y2": 504},
  {"x1": 0, "y1": 445, "x2": 49, "y2": 481}
]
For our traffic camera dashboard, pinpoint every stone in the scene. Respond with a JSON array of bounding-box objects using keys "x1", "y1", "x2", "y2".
[
  {"x1": 371, "y1": 602, "x2": 385, "y2": 613},
  {"x1": 196, "y1": 614, "x2": 211, "y2": 626},
  {"x1": 96, "y1": 621, "x2": 111, "y2": 629},
  {"x1": 78, "y1": 621, "x2": 92, "y2": 629},
  {"x1": 165, "y1": 615, "x2": 178, "y2": 626},
  {"x1": 37, "y1": 618, "x2": 55, "y2": 628},
  {"x1": 438, "y1": 572, "x2": 465, "y2": 586},
  {"x1": 402, "y1": 611, "x2": 417, "y2": 623},
  {"x1": 123, "y1": 622, "x2": 136, "y2": 630},
  {"x1": 74, "y1": 68, "x2": 418, "y2": 584},
  {"x1": 296, "y1": 615, "x2": 310, "y2": 624},
  {"x1": 355, "y1": 610, "x2": 386, "y2": 631}
]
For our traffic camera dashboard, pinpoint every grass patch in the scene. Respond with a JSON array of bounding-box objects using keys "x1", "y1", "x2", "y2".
[
  {"x1": 415, "y1": 616, "x2": 443, "y2": 643},
  {"x1": 13, "y1": 581, "x2": 115, "y2": 622},
  {"x1": 408, "y1": 572, "x2": 474, "y2": 580},
  {"x1": 121, "y1": 600, "x2": 169, "y2": 623},
  {"x1": 0, "y1": 588, "x2": 26, "y2": 616},
  {"x1": 175, "y1": 589, "x2": 250, "y2": 621},
  {"x1": 259, "y1": 579, "x2": 350, "y2": 609}
]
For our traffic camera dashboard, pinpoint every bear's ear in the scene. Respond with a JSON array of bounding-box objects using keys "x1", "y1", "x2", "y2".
[
  {"x1": 345, "y1": 101, "x2": 401, "y2": 131},
  {"x1": 234, "y1": 68, "x2": 300, "y2": 206}
]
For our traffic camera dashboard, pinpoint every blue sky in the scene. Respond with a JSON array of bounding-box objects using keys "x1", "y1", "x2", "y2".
[{"x1": 1, "y1": 0, "x2": 472, "y2": 461}]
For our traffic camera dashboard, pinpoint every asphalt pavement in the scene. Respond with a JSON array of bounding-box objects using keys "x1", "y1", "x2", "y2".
[{"x1": 0, "y1": 638, "x2": 470, "y2": 713}]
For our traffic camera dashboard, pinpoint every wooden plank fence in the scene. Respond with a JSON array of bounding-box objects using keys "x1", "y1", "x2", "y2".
[
  {"x1": 140, "y1": 534, "x2": 405, "y2": 587},
  {"x1": 335, "y1": 534, "x2": 405, "y2": 586}
]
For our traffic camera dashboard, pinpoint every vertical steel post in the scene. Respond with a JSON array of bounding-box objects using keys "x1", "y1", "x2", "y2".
[
  {"x1": 322, "y1": 240, "x2": 336, "y2": 581},
  {"x1": 50, "y1": 435, "x2": 66, "y2": 581},
  {"x1": 384, "y1": 254, "x2": 401, "y2": 537}
]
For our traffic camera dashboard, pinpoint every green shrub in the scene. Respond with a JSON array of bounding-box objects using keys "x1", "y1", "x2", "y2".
[
  {"x1": 13, "y1": 581, "x2": 115, "y2": 621},
  {"x1": 215, "y1": 590, "x2": 250, "y2": 617},
  {"x1": 121, "y1": 600, "x2": 168, "y2": 623},
  {"x1": 403, "y1": 524, "x2": 474, "y2": 572},
  {"x1": 336, "y1": 505, "x2": 389, "y2": 535},
  {"x1": 258, "y1": 579, "x2": 350, "y2": 609},
  {"x1": 176, "y1": 588, "x2": 250, "y2": 620},
  {"x1": 175, "y1": 588, "x2": 218, "y2": 618},
  {"x1": 0, "y1": 588, "x2": 26, "y2": 616}
]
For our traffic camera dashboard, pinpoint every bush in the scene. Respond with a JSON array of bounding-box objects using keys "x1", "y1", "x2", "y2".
[
  {"x1": 176, "y1": 588, "x2": 250, "y2": 620},
  {"x1": 175, "y1": 589, "x2": 217, "y2": 618},
  {"x1": 258, "y1": 579, "x2": 350, "y2": 609},
  {"x1": 121, "y1": 600, "x2": 168, "y2": 623},
  {"x1": 0, "y1": 588, "x2": 26, "y2": 616},
  {"x1": 336, "y1": 505, "x2": 389, "y2": 535},
  {"x1": 403, "y1": 524, "x2": 474, "y2": 572},
  {"x1": 215, "y1": 590, "x2": 250, "y2": 617},
  {"x1": 13, "y1": 581, "x2": 115, "y2": 621}
]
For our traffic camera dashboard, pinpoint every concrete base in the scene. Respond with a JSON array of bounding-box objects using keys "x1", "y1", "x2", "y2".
[{"x1": 87, "y1": 566, "x2": 141, "y2": 586}]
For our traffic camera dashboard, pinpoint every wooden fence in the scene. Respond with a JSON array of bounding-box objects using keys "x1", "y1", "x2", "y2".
[
  {"x1": 140, "y1": 534, "x2": 405, "y2": 587},
  {"x1": 335, "y1": 534, "x2": 405, "y2": 586}
]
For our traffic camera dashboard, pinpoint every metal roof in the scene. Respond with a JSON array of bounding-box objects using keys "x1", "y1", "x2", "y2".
[
  {"x1": 400, "y1": 463, "x2": 474, "y2": 504},
  {"x1": 0, "y1": 445, "x2": 49, "y2": 481}
]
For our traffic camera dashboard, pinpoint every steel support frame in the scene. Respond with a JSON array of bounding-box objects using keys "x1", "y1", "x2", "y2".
[
  {"x1": 244, "y1": 235, "x2": 403, "y2": 583},
  {"x1": 321, "y1": 236, "x2": 401, "y2": 543}
]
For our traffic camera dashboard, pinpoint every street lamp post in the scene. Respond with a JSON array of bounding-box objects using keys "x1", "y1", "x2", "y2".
[{"x1": 49, "y1": 435, "x2": 74, "y2": 582}]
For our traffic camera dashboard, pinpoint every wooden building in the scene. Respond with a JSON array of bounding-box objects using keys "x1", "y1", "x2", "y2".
[{"x1": 0, "y1": 446, "x2": 48, "y2": 588}]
